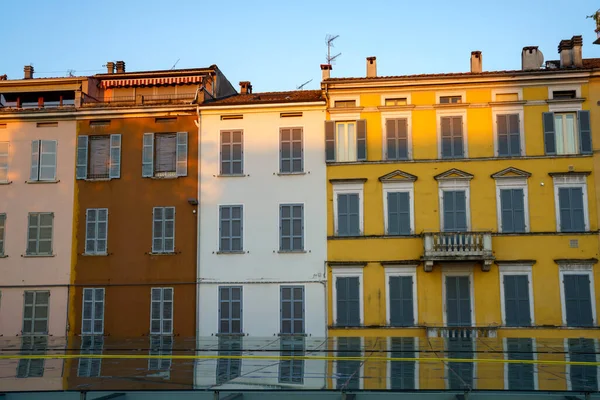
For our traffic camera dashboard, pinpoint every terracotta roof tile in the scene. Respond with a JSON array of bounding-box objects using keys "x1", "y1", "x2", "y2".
[{"x1": 202, "y1": 90, "x2": 324, "y2": 106}]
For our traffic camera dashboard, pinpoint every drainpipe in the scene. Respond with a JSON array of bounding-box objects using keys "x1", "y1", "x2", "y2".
[{"x1": 194, "y1": 104, "x2": 201, "y2": 351}]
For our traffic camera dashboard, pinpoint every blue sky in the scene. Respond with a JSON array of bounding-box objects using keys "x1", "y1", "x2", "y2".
[{"x1": 3, "y1": 1, "x2": 599, "y2": 92}]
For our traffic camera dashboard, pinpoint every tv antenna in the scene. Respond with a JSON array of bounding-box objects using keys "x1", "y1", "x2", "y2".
[
  {"x1": 326, "y1": 34, "x2": 341, "y2": 64},
  {"x1": 296, "y1": 79, "x2": 313, "y2": 90},
  {"x1": 67, "y1": 69, "x2": 75, "y2": 77},
  {"x1": 170, "y1": 58, "x2": 180, "y2": 70}
]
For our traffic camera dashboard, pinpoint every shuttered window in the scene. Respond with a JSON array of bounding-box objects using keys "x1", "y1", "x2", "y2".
[
  {"x1": 390, "y1": 337, "x2": 416, "y2": 389},
  {"x1": 280, "y1": 128, "x2": 303, "y2": 173},
  {"x1": 152, "y1": 207, "x2": 175, "y2": 253},
  {"x1": 389, "y1": 276, "x2": 414, "y2": 326},
  {"x1": 22, "y1": 291, "x2": 50, "y2": 335},
  {"x1": 336, "y1": 277, "x2": 360, "y2": 326},
  {"x1": 558, "y1": 187, "x2": 586, "y2": 232},
  {"x1": 445, "y1": 276, "x2": 471, "y2": 326},
  {"x1": 563, "y1": 274, "x2": 593, "y2": 327},
  {"x1": 503, "y1": 275, "x2": 531, "y2": 326},
  {"x1": 17, "y1": 336, "x2": 47, "y2": 378},
  {"x1": 325, "y1": 120, "x2": 367, "y2": 162},
  {"x1": 280, "y1": 286, "x2": 304, "y2": 334},
  {"x1": 447, "y1": 338, "x2": 474, "y2": 389},
  {"x1": 219, "y1": 286, "x2": 243, "y2": 334},
  {"x1": 337, "y1": 193, "x2": 360, "y2": 236},
  {"x1": 26, "y1": 212, "x2": 53, "y2": 255},
  {"x1": 386, "y1": 118, "x2": 409, "y2": 160},
  {"x1": 149, "y1": 335, "x2": 172, "y2": 371},
  {"x1": 85, "y1": 208, "x2": 108, "y2": 255},
  {"x1": 142, "y1": 132, "x2": 187, "y2": 178},
  {"x1": 500, "y1": 189, "x2": 525, "y2": 233},
  {"x1": 543, "y1": 111, "x2": 592, "y2": 155},
  {"x1": 279, "y1": 337, "x2": 305, "y2": 384},
  {"x1": 150, "y1": 287, "x2": 173, "y2": 334},
  {"x1": 220, "y1": 130, "x2": 243, "y2": 175},
  {"x1": 497, "y1": 114, "x2": 521, "y2": 156},
  {"x1": 219, "y1": 205, "x2": 243, "y2": 252},
  {"x1": 506, "y1": 338, "x2": 534, "y2": 390},
  {"x1": 0, "y1": 213, "x2": 5, "y2": 256},
  {"x1": 568, "y1": 338, "x2": 598, "y2": 391},
  {"x1": 78, "y1": 335, "x2": 103, "y2": 378},
  {"x1": 336, "y1": 337, "x2": 361, "y2": 390},
  {"x1": 440, "y1": 116, "x2": 464, "y2": 159},
  {"x1": 280, "y1": 204, "x2": 303, "y2": 251},
  {"x1": 155, "y1": 133, "x2": 176, "y2": 177},
  {"x1": 82, "y1": 288, "x2": 105, "y2": 334},
  {"x1": 443, "y1": 191, "x2": 467, "y2": 232},
  {"x1": 30, "y1": 140, "x2": 57, "y2": 181},
  {"x1": 216, "y1": 337, "x2": 242, "y2": 384},
  {"x1": 387, "y1": 192, "x2": 411, "y2": 235},
  {"x1": 0, "y1": 141, "x2": 8, "y2": 182}
]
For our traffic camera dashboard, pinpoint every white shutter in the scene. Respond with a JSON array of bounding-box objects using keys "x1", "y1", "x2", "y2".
[
  {"x1": 97, "y1": 209, "x2": 108, "y2": 254},
  {"x1": 142, "y1": 133, "x2": 154, "y2": 177},
  {"x1": 150, "y1": 288, "x2": 162, "y2": 334},
  {"x1": 85, "y1": 209, "x2": 96, "y2": 254},
  {"x1": 94, "y1": 288, "x2": 105, "y2": 334},
  {"x1": 76, "y1": 136, "x2": 88, "y2": 179},
  {"x1": 39, "y1": 140, "x2": 57, "y2": 181},
  {"x1": 109, "y1": 134, "x2": 122, "y2": 179},
  {"x1": 163, "y1": 288, "x2": 173, "y2": 334},
  {"x1": 176, "y1": 132, "x2": 188, "y2": 177},
  {"x1": 164, "y1": 207, "x2": 175, "y2": 253},
  {"x1": 152, "y1": 207, "x2": 163, "y2": 253},
  {"x1": 0, "y1": 142, "x2": 8, "y2": 182},
  {"x1": 30, "y1": 140, "x2": 40, "y2": 181}
]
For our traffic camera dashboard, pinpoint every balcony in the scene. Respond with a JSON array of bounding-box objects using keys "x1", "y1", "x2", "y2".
[
  {"x1": 422, "y1": 232, "x2": 494, "y2": 272},
  {"x1": 426, "y1": 326, "x2": 498, "y2": 338},
  {"x1": 81, "y1": 92, "x2": 196, "y2": 107}
]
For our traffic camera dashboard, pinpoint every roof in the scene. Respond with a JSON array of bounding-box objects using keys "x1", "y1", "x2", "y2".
[
  {"x1": 201, "y1": 90, "x2": 324, "y2": 106},
  {"x1": 324, "y1": 58, "x2": 600, "y2": 82},
  {"x1": 94, "y1": 66, "x2": 217, "y2": 79}
]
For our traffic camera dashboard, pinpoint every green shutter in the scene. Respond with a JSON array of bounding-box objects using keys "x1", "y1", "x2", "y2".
[{"x1": 578, "y1": 110, "x2": 592, "y2": 154}]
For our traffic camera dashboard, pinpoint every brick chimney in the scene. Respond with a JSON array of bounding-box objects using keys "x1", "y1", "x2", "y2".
[
  {"x1": 239, "y1": 81, "x2": 252, "y2": 95},
  {"x1": 115, "y1": 61, "x2": 126, "y2": 74},
  {"x1": 321, "y1": 64, "x2": 332, "y2": 80},
  {"x1": 24, "y1": 65, "x2": 34, "y2": 79},
  {"x1": 470, "y1": 51, "x2": 482, "y2": 73},
  {"x1": 571, "y1": 35, "x2": 583, "y2": 68},
  {"x1": 366, "y1": 56, "x2": 377, "y2": 77},
  {"x1": 558, "y1": 39, "x2": 573, "y2": 68},
  {"x1": 106, "y1": 61, "x2": 115, "y2": 74}
]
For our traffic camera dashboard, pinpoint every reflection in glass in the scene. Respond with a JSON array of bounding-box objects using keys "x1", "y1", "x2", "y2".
[
  {"x1": 17, "y1": 336, "x2": 48, "y2": 378},
  {"x1": 149, "y1": 335, "x2": 173, "y2": 373},
  {"x1": 78, "y1": 335, "x2": 104, "y2": 378},
  {"x1": 569, "y1": 338, "x2": 598, "y2": 391},
  {"x1": 390, "y1": 337, "x2": 416, "y2": 390},
  {"x1": 447, "y1": 338, "x2": 473, "y2": 390},
  {"x1": 336, "y1": 337, "x2": 361, "y2": 390},
  {"x1": 506, "y1": 338, "x2": 534, "y2": 390},
  {"x1": 217, "y1": 336, "x2": 242, "y2": 385},
  {"x1": 279, "y1": 337, "x2": 305, "y2": 384}
]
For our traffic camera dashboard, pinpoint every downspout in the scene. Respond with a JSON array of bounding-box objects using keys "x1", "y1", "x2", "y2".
[
  {"x1": 194, "y1": 101, "x2": 201, "y2": 387},
  {"x1": 322, "y1": 78, "x2": 330, "y2": 339}
]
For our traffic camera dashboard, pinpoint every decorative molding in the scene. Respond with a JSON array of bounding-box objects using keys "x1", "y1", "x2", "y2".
[
  {"x1": 328, "y1": 261, "x2": 368, "y2": 267},
  {"x1": 380, "y1": 259, "x2": 421, "y2": 266},
  {"x1": 548, "y1": 171, "x2": 591, "y2": 177},
  {"x1": 554, "y1": 258, "x2": 598, "y2": 266},
  {"x1": 495, "y1": 259, "x2": 537, "y2": 266},
  {"x1": 329, "y1": 178, "x2": 368, "y2": 184},
  {"x1": 434, "y1": 168, "x2": 473, "y2": 181},
  {"x1": 378, "y1": 170, "x2": 418, "y2": 182},
  {"x1": 491, "y1": 167, "x2": 532, "y2": 179}
]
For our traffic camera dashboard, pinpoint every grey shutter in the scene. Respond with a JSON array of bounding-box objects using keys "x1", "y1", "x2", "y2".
[
  {"x1": 578, "y1": 110, "x2": 592, "y2": 154},
  {"x1": 76, "y1": 136, "x2": 88, "y2": 179},
  {"x1": 497, "y1": 115, "x2": 509, "y2": 156},
  {"x1": 155, "y1": 134, "x2": 176, "y2": 174},
  {"x1": 336, "y1": 277, "x2": 348, "y2": 325},
  {"x1": 560, "y1": 188, "x2": 585, "y2": 232},
  {"x1": 506, "y1": 338, "x2": 534, "y2": 390},
  {"x1": 142, "y1": 133, "x2": 154, "y2": 177},
  {"x1": 508, "y1": 113, "x2": 521, "y2": 156},
  {"x1": 348, "y1": 193, "x2": 360, "y2": 235},
  {"x1": 564, "y1": 274, "x2": 593, "y2": 327},
  {"x1": 543, "y1": 112, "x2": 556, "y2": 155},
  {"x1": 356, "y1": 119, "x2": 367, "y2": 161},
  {"x1": 280, "y1": 128, "x2": 291, "y2": 173},
  {"x1": 30, "y1": 140, "x2": 40, "y2": 181},
  {"x1": 569, "y1": 338, "x2": 598, "y2": 391},
  {"x1": 386, "y1": 119, "x2": 397, "y2": 160},
  {"x1": 387, "y1": 192, "x2": 410, "y2": 235},
  {"x1": 325, "y1": 121, "x2": 335, "y2": 162},
  {"x1": 511, "y1": 189, "x2": 525, "y2": 232},
  {"x1": 347, "y1": 277, "x2": 360, "y2": 326},
  {"x1": 89, "y1": 137, "x2": 109, "y2": 178},
  {"x1": 389, "y1": 276, "x2": 414, "y2": 326},
  {"x1": 441, "y1": 117, "x2": 452, "y2": 158},
  {"x1": 390, "y1": 338, "x2": 416, "y2": 389},
  {"x1": 503, "y1": 275, "x2": 531, "y2": 326},
  {"x1": 444, "y1": 191, "x2": 467, "y2": 232},
  {"x1": 501, "y1": 189, "x2": 525, "y2": 233},
  {"x1": 337, "y1": 194, "x2": 348, "y2": 236},
  {"x1": 176, "y1": 132, "x2": 188, "y2": 176},
  {"x1": 397, "y1": 119, "x2": 408, "y2": 159},
  {"x1": 443, "y1": 190, "x2": 455, "y2": 231},
  {"x1": 558, "y1": 188, "x2": 571, "y2": 232},
  {"x1": 452, "y1": 116, "x2": 464, "y2": 158},
  {"x1": 446, "y1": 276, "x2": 471, "y2": 326},
  {"x1": 386, "y1": 119, "x2": 408, "y2": 160},
  {"x1": 152, "y1": 207, "x2": 163, "y2": 253},
  {"x1": 109, "y1": 134, "x2": 122, "y2": 179}
]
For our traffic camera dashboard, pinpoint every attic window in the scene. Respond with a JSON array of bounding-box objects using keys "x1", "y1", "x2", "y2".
[
  {"x1": 384, "y1": 98, "x2": 407, "y2": 106},
  {"x1": 155, "y1": 117, "x2": 177, "y2": 124},
  {"x1": 552, "y1": 90, "x2": 577, "y2": 100},
  {"x1": 280, "y1": 112, "x2": 303, "y2": 118},
  {"x1": 495, "y1": 93, "x2": 519, "y2": 102},
  {"x1": 89, "y1": 120, "x2": 111, "y2": 127},
  {"x1": 36, "y1": 122, "x2": 58, "y2": 128},
  {"x1": 221, "y1": 115, "x2": 243, "y2": 120},
  {"x1": 439, "y1": 96, "x2": 462, "y2": 104},
  {"x1": 334, "y1": 100, "x2": 356, "y2": 108}
]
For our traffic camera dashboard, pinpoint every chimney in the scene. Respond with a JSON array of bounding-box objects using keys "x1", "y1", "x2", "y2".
[
  {"x1": 115, "y1": 61, "x2": 126, "y2": 74},
  {"x1": 366, "y1": 56, "x2": 377, "y2": 77},
  {"x1": 24, "y1": 65, "x2": 34, "y2": 79},
  {"x1": 320, "y1": 64, "x2": 332, "y2": 80},
  {"x1": 239, "y1": 81, "x2": 252, "y2": 95},
  {"x1": 558, "y1": 39, "x2": 573, "y2": 68},
  {"x1": 106, "y1": 61, "x2": 115, "y2": 74},
  {"x1": 571, "y1": 35, "x2": 583, "y2": 68},
  {"x1": 470, "y1": 51, "x2": 482, "y2": 73},
  {"x1": 521, "y1": 46, "x2": 544, "y2": 70}
]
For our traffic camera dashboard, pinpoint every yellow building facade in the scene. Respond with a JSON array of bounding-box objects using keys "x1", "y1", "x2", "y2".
[{"x1": 322, "y1": 44, "x2": 600, "y2": 391}]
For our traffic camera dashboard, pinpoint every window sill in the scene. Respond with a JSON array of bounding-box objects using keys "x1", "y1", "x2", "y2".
[
  {"x1": 84, "y1": 178, "x2": 111, "y2": 182},
  {"x1": 0, "y1": 181, "x2": 12, "y2": 185},
  {"x1": 488, "y1": 100, "x2": 527, "y2": 106},
  {"x1": 22, "y1": 254, "x2": 55, "y2": 258},
  {"x1": 25, "y1": 180, "x2": 60, "y2": 184},
  {"x1": 433, "y1": 103, "x2": 470, "y2": 109},
  {"x1": 277, "y1": 250, "x2": 307, "y2": 254},
  {"x1": 147, "y1": 252, "x2": 178, "y2": 256},
  {"x1": 148, "y1": 175, "x2": 178, "y2": 180},
  {"x1": 215, "y1": 333, "x2": 245, "y2": 337},
  {"x1": 276, "y1": 172, "x2": 306, "y2": 176},
  {"x1": 216, "y1": 174, "x2": 247, "y2": 178},
  {"x1": 81, "y1": 253, "x2": 109, "y2": 257},
  {"x1": 277, "y1": 333, "x2": 308, "y2": 337},
  {"x1": 546, "y1": 98, "x2": 586, "y2": 104},
  {"x1": 216, "y1": 250, "x2": 246, "y2": 255}
]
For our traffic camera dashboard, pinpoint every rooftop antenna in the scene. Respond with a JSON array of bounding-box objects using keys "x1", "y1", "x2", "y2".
[
  {"x1": 326, "y1": 34, "x2": 341, "y2": 65},
  {"x1": 170, "y1": 58, "x2": 180, "y2": 70},
  {"x1": 296, "y1": 79, "x2": 313, "y2": 90},
  {"x1": 67, "y1": 69, "x2": 75, "y2": 77}
]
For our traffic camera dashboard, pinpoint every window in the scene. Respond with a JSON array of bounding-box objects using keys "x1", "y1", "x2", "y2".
[
  {"x1": 22, "y1": 291, "x2": 49, "y2": 335},
  {"x1": 439, "y1": 96, "x2": 462, "y2": 104},
  {"x1": 388, "y1": 275, "x2": 415, "y2": 326},
  {"x1": 384, "y1": 98, "x2": 407, "y2": 106},
  {"x1": 30, "y1": 140, "x2": 57, "y2": 181},
  {"x1": 502, "y1": 275, "x2": 532, "y2": 326},
  {"x1": 76, "y1": 135, "x2": 121, "y2": 180},
  {"x1": 333, "y1": 181, "x2": 364, "y2": 236},
  {"x1": 280, "y1": 286, "x2": 304, "y2": 334},
  {"x1": 558, "y1": 187, "x2": 586, "y2": 232},
  {"x1": 280, "y1": 128, "x2": 303, "y2": 173},
  {"x1": 219, "y1": 286, "x2": 242, "y2": 334},
  {"x1": 560, "y1": 270, "x2": 594, "y2": 327},
  {"x1": 217, "y1": 337, "x2": 242, "y2": 384},
  {"x1": 505, "y1": 338, "x2": 535, "y2": 390},
  {"x1": 334, "y1": 100, "x2": 356, "y2": 108},
  {"x1": 26, "y1": 212, "x2": 53, "y2": 256},
  {"x1": 325, "y1": 120, "x2": 367, "y2": 162},
  {"x1": 220, "y1": 130, "x2": 243, "y2": 175},
  {"x1": 17, "y1": 336, "x2": 47, "y2": 378},
  {"x1": 78, "y1": 335, "x2": 103, "y2": 378},
  {"x1": 219, "y1": 205, "x2": 243, "y2": 252},
  {"x1": 446, "y1": 338, "x2": 474, "y2": 389},
  {"x1": 85, "y1": 209, "x2": 108, "y2": 255},
  {"x1": 543, "y1": 111, "x2": 591, "y2": 155},
  {"x1": 149, "y1": 335, "x2": 172, "y2": 372},
  {"x1": 152, "y1": 207, "x2": 175, "y2": 253},
  {"x1": 568, "y1": 338, "x2": 598, "y2": 391},
  {"x1": 495, "y1": 93, "x2": 519, "y2": 102},
  {"x1": 82, "y1": 288, "x2": 105, "y2": 334},
  {"x1": 0, "y1": 213, "x2": 5, "y2": 256},
  {"x1": 553, "y1": 90, "x2": 577, "y2": 100},
  {"x1": 279, "y1": 337, "x2": 305, "y2": 384},
  {"x1": 496, "y1": 114, "x2": 521, "y2": 156},
  {"x1": 442, "y1": 191, "x2": 467, "y2": 232},
  {"x1": 389, "y1": 337, "x2": 417, "y2": 389},
  {"x1": 142, "y1": 132, "x2": 188, "y2": 178},
  {"x1": 445, "y1": 275, "x2": 472, "y2": 327},
  {"x1": 440, "y1": 116, "x2": 464, "y2": 159},
  {"x1": 335, "y1": 276, "x2": 361, "y2": 326},
  {"x1": 150, "y1": 287, "x2": 173, "y2": 334},
  {"x1": 385, "y1": 118, "x2": 409, "y2": 160},
  {"x1": 386, "y1": 192, "x2": 411, "y2": 235},
  {"x1": 280, "y1": 204, "x2": 303, "y2": 251},
  {"x1": 499, "y1": 189, "x2": 526, "y2": 233},
  {"x1": 336, "y1": 337, "x2": 361, "y2": 389},
  {"x1": 0, "y1": 141, "x2": 8, "y2": 182}
]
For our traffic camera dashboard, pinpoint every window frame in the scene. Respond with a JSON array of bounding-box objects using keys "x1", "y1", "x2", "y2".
[
  {"x1": 334, "y1": 121, "x2": 358, "y2": 162},
  {"x1": 379, "y1": 92, "x2": 411, "y2": 107},
  {"x1": 436, "y1": 109, "x2": 468, "y2": 159},
  {"x1": 78, "y1": 335, "x2": 104, "y2": 378},
  {"x1": 498, "y1": 264, "x2": 535, "y2": 326},
  {"x1": 150, "y1": 287, "x2": 174, "y2": 335},
  {"x1": 152, "y1": 206, "x2": 176, "y2": 254},
  {"x1": 218, "y1": 286, "x2": 243, "y2": 334},
  {"x1": 26, "y1": 212, "x2": 54, "y2": 256},
  {"x1": 148, "y1": 334, "x2": 173, "y2": 374},
  {"x1": 218, "y1": 204, "x2": 244, "y2": 253},
  {"x1": 491, "y1": 107, "x2": 525, "y2": 157},
  {"x1": 383, "y1": 180, "x2": 415, "y2": 235},
  {"x1": 0, "y1": 213, "x2": 6, "y2": 257},
  {"x1": 437, "y1": 179, "x2": 471, "y2": 232},
  {"x1": 384, "y1": 265, "x2": 418, "y2": 327},
  {"x1": 279, "y1": 126, "x2": 304, "y2": 174},
  {"x1": 548, "y1": 84, "x2": 582, "y2": 101},
  {"x1": 495, "y1": 177, "x2": 529, "y2": 233},
  {"x1": 333, "y1": 337, "x2": 364, "y2": 390},
  {"x1": 441, "y1": 266, "x2": 475, "y2": 327},
  {"x1": 280, "y1": 285, "x2": 305, "y2": 335},
  {"x1": 219, "y1": 129, "x2": 244, "y2": 176},
  {"x1": 22, "y1": 290, "x2": 50, "y2": 335},
  {"x1": 382, "y1": 111, "x2": 412, "y2": 160},
  {"x1": 552, "y1": 174, "x2": 590, "y2": 233},
  {"x1": 278, "y1": 337, "x2": 305, "y2": 384},
  {"x1": 332, "y1": 182, "x2": 364, "y2": 236},
  {"x1": 491, "y1": 88, "x2": 523, "y2": 103},
  {"x1": 503, "y1": 338, "x2": 539, "y2": 391},
  {"x1": 30, "y1": 139, "x2": 57, "y2": 182},
  {"x1": 85, "y1": 208, "x2": 109, "y2": 255},
  {"x1": 17, "y1": 336, "x2": 48, "y2": 378},
  {"x1": 81, "y1": 287, "x2": 105, "y2": 334},
  {"x1": 386, "y1": 337, "x2": 419, "y2": 390},
  {"x1": 331, "y1": 266, "x2": 364, "y2": 327},
  {"x1": 558, "y1": 264, "x2": 597, "y2": 327},
  {"x1": 0, "y1": 141, "x2": 8, "y2": 183},
  {"x1": 565, "y1": 338, "x2": 600, "y2": 391},
  {"x1": 279, "y1": 203, "x2": 304, "y2": 252}
]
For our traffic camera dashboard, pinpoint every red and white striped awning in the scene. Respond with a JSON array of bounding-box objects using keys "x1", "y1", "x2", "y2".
[{"x1": 100, "y1": 76, "x2": 204, "y2": 88}]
